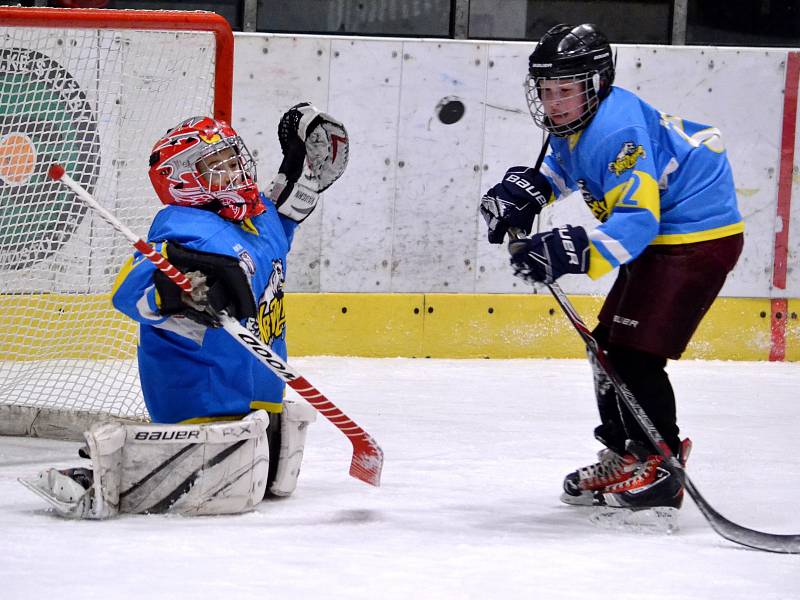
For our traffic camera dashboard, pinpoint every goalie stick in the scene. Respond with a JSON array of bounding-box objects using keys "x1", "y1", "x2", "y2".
[
  {"x1": 47, "y1": 164, "x2": 383, "y2": 488},
  {"x1": 545, "y1": 279, "x2": 800, "y2": 554}
]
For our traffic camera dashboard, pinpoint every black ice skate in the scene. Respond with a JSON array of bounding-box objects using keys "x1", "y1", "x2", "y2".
[
  {"x1": 600, "y1": 438, "x2": 692, "y2": 510},
  {"x1": 560, "y1": 447, "x2": 641, "y2": 506},
  {"x1": 585, "y1": 439, "x2": 692, "y2": 533}
]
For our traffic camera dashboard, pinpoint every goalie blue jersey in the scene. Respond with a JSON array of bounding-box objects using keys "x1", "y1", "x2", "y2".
[
  {"x1": 540, "y1": 86, "x2": 743, "y2": 279},
  {"x1": 111, "y1": 195, "x2": 298, "y2": 424}
]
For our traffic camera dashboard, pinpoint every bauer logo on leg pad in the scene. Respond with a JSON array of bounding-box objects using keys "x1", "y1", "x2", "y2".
[{"x1": 133, "y1": 430, "x2": 201, "y2": 442}]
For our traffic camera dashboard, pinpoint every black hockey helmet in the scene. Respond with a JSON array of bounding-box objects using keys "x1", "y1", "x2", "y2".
[{"x1": 525, "y1": 23, "x2": 615, "y2": 136}]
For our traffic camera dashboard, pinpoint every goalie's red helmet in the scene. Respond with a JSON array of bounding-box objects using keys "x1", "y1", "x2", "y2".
[
  {"x1": 525, "y1": 23, "x2": 615, "y2": 136},
  {"x1": 148, "y1": 116, "x2": 264, "y2": 222}
]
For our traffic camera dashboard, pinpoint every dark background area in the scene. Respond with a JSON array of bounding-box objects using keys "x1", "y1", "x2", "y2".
[{"x1": 3, "y1": 0, "x2": 799, "y2": 46}]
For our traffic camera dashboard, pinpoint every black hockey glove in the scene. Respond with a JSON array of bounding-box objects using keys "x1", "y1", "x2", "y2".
[
  {"x1": 480, "y1": 166, "x2": 552, "y2": 244},
  {"x1": 267, "y1": 102, "x2": 349, "y2": 223},
  {"x1": 153, "y1": 242, "x2": 257, "y2": 327},
  {"x1": 508, "y1": 225, "x2": 590, "y2": 284}
]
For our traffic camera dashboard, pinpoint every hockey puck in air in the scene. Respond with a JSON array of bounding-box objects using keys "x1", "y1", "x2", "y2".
[{"x1": 436, "y1": 96, "x2": 465, "y2": 125}]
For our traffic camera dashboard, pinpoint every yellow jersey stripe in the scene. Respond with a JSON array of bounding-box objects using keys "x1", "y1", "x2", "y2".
[{"x1": 651, "y1": 221, "x2": 744, "y2": 245}]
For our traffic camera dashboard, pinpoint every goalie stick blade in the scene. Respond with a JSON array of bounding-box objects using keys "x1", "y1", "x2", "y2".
[
  {"x1": 348, "y1": 433, "x2": 384, "y2": 487},
  {"x1": 686, "y1": 479, "x2": 800, "y2": 554},
  {"x1": 285, "y1": 375, "x2": 384, "y2": 487}
]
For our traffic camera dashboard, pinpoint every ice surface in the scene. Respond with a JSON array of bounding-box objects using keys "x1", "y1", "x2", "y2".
[{"x1": 2, "y1": 358, "x2": 798, "y2": 599}]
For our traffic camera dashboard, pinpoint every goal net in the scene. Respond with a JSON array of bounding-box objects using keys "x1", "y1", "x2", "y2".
[{"x1": 0, "y1": 7, "x2": 233, "y2": 439}]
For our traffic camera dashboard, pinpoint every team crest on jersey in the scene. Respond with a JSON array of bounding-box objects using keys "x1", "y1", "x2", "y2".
[
  {"x1": 256, "y1": 259, "x2": 286, "y2": 345},
  {"x1": 577, "y1": 179, "x2": 610, "y2": 222},
  {"x1": 608, "y1": 142, "x2": 646, "y2": 176}
]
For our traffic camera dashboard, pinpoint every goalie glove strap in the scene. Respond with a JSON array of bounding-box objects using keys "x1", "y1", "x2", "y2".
[{"x1": 268, "y1": 171, "x2": 320, "y2": 223}]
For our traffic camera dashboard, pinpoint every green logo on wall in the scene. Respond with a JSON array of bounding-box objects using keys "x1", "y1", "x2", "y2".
[{"x1": 0, "y1": 48, "x2": 100, "y2": 271}]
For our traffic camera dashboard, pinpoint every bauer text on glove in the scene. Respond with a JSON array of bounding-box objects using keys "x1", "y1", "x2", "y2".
[
  {"x1": 480, "y1": 166, "x2": 552, "y2": 244},
  {"x1": 507, "y1": 225, "x2": 589, "y2": 284}
]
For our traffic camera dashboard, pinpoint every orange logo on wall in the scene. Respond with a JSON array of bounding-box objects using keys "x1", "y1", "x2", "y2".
[{"x1": 0, "y1": 133, "x2": 37, "y2": 185}]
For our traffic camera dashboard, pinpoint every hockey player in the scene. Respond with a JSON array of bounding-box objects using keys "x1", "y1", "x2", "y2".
[
  {"x1": 21, "y1": 104, "x2": 349, "y2": 518},
  {"x1": 480, "y1": 24, "x2": 743, "y2": 512}
]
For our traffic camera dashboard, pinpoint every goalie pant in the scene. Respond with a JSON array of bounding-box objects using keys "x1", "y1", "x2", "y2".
[{"x1": 19, "y1": 400, "x2": 316, "y2": 519}]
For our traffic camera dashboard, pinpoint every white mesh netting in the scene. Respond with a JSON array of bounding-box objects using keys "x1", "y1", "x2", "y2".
[{"x1": 0, "y1": 16, "x2": 222, "y2": 438}]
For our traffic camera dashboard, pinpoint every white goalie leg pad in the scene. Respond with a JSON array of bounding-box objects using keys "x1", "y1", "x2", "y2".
[
  {"x1": 270, "y1": 398, "x2": 317, "y2": 497},
  {"x1": 20, "y1": 412, "x2": 270, "y2": 519},
  {"x1": 87, "y1": 420, "x2": 126, "y2": 518},
  {"x1": 116, "y1": 410, "x2": 270, "y2": 516}
]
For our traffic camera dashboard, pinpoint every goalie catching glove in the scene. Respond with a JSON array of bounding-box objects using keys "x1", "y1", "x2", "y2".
[
  {"x1": 153, "y1": 241, "x2": 257, "y2": 327},
  {"x1": 267, "y1": 102, "x2": 349, "y2": 222},
  {"x1": 480, "y1": 166, "x2": 552, "y2": 243},
  {"x1": 508, "y1": 225, "x2": 590, "y2": 284}
]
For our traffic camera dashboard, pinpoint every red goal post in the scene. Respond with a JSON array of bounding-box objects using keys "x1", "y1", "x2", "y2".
[
  {"x1": 0, "y1": 7, "x2": 234, "y2": 439},
  {"x1": 0, "y1": 7, "x2": 233, "y2": 122}
]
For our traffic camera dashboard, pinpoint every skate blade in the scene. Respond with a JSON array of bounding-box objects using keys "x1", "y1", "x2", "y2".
[{"x1": 588, "y1": 505, "x2": 679, "y2": 535}]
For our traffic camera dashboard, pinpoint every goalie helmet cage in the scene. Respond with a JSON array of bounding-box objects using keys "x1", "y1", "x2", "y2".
[{"x1": 0, "y1": 7, "x2": 234, "y2": 440}]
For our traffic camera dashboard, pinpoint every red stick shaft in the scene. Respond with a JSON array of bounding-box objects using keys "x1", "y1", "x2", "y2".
[{"x1": 132, "y1": 240, "x2": 192, "y2": 293}]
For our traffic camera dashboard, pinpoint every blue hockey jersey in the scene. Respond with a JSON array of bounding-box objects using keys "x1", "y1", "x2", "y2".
[
  {"x1": 540, "y1": 86, "x2": 744, "y2": 279},
  {"x1": 111, "y1": 195, "x2": 298, "y2": 424}
]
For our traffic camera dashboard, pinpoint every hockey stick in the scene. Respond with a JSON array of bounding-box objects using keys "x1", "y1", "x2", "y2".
[
  {"x1": 543, "y1": 279, "x2": 800, "y2": 554},
  {"x1": 533, "y1": 134, "x2": 551, "y2": 175},
  {"x1": 47, "y1": 164, "x2": 383, "y2": 487}
]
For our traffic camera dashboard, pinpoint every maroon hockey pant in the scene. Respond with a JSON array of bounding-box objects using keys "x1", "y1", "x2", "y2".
[{"x1": 593, "y1": 233, "x2": 744, "y2": 454}]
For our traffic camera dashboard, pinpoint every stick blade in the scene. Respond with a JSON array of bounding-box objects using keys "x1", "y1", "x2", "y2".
[
  {"x1": 717, "y1": 526, "x2": 800, "y2": 554},
  {"x1": 687, "y1": 480, "x2": 800, "y2": 554},
  {"x1": 348, "y1": 433, "x2": 384, "y2": 487}
]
